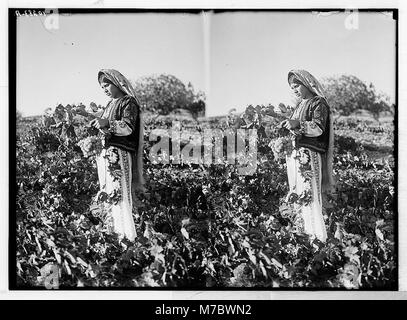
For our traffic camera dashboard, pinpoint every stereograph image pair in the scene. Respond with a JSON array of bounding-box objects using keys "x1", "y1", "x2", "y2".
[{"x1": 13, "y1": 9, "x2": 396, "y2": 290}]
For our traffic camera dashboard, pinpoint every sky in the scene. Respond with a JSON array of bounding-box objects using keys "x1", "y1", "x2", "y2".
[{"x1": 16, "y1": 10, "x2": 396, "y2": 117}]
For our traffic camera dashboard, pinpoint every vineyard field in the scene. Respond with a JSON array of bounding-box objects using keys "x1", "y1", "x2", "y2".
[{"x1": 14, "y1": 108, "x2": 396, "y2": 289}]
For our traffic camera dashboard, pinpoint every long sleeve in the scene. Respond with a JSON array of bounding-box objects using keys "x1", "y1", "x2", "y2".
[
  {"x1": 299, "y1": 101, "x2": 329, "y2": 138},
  {"x1": 108, "y1": 97, "x2": 138, "y2": 137}
]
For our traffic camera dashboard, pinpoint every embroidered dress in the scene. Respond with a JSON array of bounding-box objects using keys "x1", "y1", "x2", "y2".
[
  {"x1": 97, "y1": 145, "x2": 136, "y2": 241},
  {"x1": 286, "y1": 98, "x2": 328, "y2": 242},
  {"x1": 283, "y1": 69, "x2": 335, "y2": 242},
  {"x1": 96, "y1": 96, "x2": 138, "y2": 241}
]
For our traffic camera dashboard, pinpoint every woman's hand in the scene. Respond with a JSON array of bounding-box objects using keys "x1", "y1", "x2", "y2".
[
  {"x1": 280, "y1": 119, "x2": 300, "y2": 130},
  {"x1": 90, "y1": 118, "x2": 110, "y2": 129}
]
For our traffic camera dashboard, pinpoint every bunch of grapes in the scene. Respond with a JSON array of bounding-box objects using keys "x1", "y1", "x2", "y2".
[
  {"x1": 77, "y1": 136, "x2": 103, "y2": 158},
  {"x1": 269, "y1": 136, "x2": 294, "y2": 160}
]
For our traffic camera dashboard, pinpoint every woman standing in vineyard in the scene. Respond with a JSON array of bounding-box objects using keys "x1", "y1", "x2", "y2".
[
  {"x1": 89, "y1": 69, "x2": 145, "y2": 242},
  {"x1": 279, "y1": 69, "x2": 334, "y2": 242}
]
